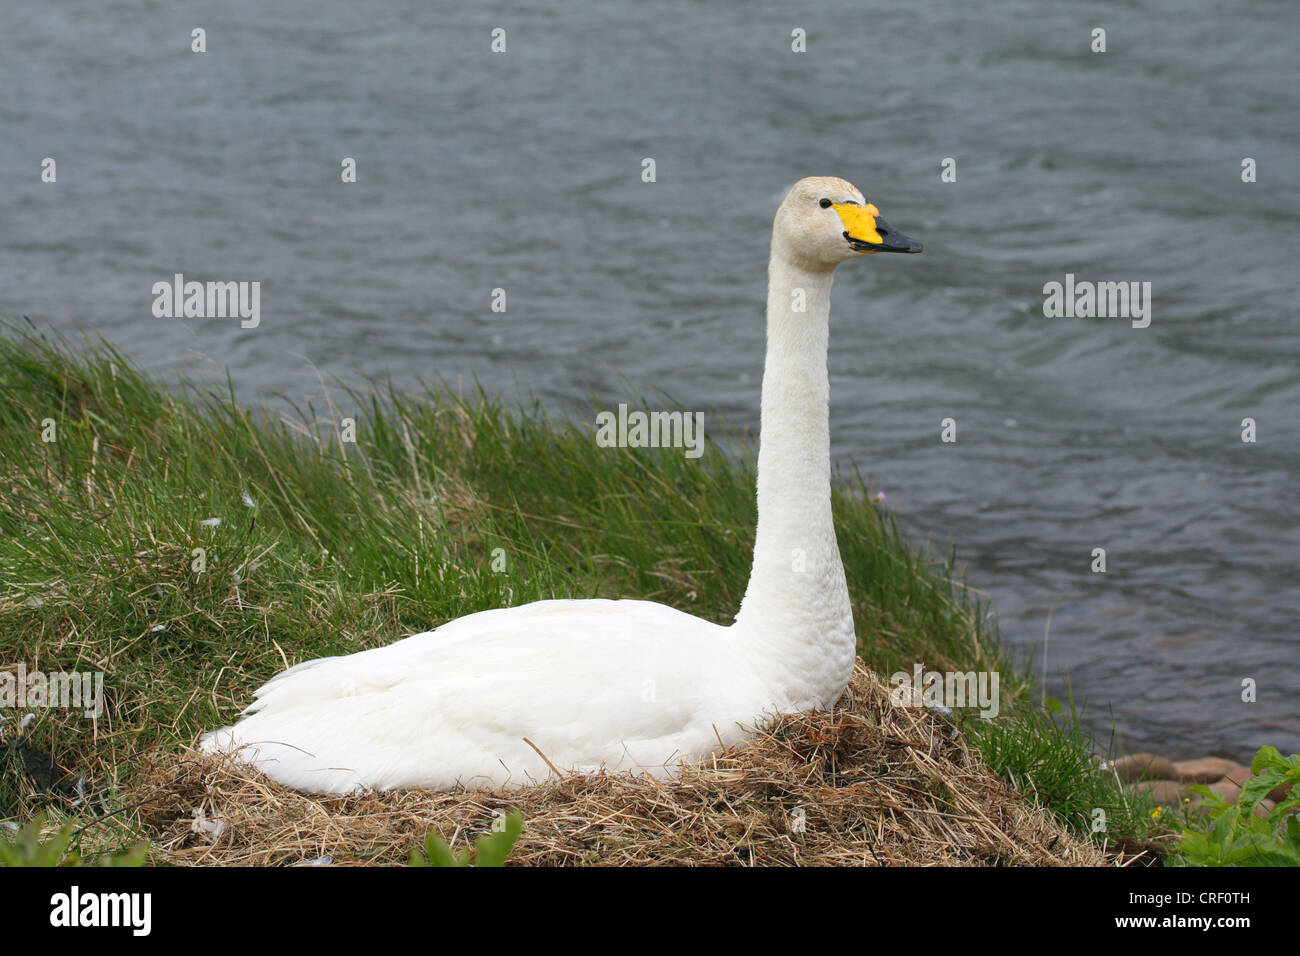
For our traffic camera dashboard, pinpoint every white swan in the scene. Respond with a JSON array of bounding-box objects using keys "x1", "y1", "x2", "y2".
[{"x1": 200, "y1": 177, "x2": 922, "y2": 794}]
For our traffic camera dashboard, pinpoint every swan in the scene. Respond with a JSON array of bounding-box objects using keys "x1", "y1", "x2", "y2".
[{"x1": 200, "y1": 176, "x2": 922, "y2": 794}]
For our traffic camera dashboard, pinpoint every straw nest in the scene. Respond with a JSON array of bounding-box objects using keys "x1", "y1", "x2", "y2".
[{"x1": 133, "y1": 664, "x2": 1108, "y2": 866}]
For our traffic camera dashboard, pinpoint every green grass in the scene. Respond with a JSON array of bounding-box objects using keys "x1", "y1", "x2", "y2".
[
  {"x1": 0, "y1": 814, "x2": 146, "y2": 867},
  {"x1": 0, "y1": 322, "x2": 1163, "y2": 861},
  {"x1": 962, "y1": 689, "x2": 1160, "y2": 849}
]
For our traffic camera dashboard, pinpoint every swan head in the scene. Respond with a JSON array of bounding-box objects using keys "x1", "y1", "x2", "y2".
[{"x1": 774, "y1": 176, "x2": 922, "y2": 270}]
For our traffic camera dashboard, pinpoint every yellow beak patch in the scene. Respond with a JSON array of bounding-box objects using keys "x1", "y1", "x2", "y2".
[{"x1": 833, "y1": 202, "x2": 882, "y2": 247}]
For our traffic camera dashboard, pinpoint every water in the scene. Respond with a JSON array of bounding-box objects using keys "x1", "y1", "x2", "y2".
[{"x1": 2, "y1": 0, "x2": 1297, "y2": 761}]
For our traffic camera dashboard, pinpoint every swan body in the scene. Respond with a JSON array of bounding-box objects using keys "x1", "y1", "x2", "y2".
[{"x1": 201, "y1": 176, "x2": 922, "y2": 793}]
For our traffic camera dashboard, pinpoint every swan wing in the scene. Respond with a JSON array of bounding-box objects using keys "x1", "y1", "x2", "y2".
[{"x1": 201, "y1": 599, "x2": 762, "y2": 792}]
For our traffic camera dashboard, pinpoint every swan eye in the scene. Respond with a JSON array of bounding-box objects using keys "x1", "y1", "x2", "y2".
[{"x1": 819, "y1": 198, "x2": 832, "y2": 208}]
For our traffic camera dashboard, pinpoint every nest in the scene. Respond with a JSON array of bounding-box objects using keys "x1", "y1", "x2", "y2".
[{"x1": 131, "y1": 664, "x2": 1108, "y2": 866}]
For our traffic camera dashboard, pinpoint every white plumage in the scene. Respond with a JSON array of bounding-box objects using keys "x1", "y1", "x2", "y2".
[
  {"x1": 204, "y1": 600, "x2": 763, "y2": 793},
  {"x1": 201, "y1": 177, "x2": 921, "y2": 793}
]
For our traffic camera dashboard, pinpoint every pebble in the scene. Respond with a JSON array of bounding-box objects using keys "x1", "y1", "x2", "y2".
[
  {"x1": 1111, "y1": 753, "x2": 1179, "y2": 783},
  {"x1": 1134, "y1": 779, "x2": 1192, "y2": 805},
  {"x1": 1172, "y1": 757, "x2": 1244, "y2": 784},
  {"x1": 1207, "y1": 779, "x2": 1241, "y2": 803},
  {"x1": 1115, "y1": 750, "x2": 1296, "y2": 817}
]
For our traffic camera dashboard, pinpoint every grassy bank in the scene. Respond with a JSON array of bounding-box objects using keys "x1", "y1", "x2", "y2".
[{"x1": 0, "y1": 324, "x2": 1164, "y2": 861}]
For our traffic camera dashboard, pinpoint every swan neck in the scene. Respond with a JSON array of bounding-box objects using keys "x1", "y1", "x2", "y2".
[{"x1": 732, "y1": 247, "x2": 855, "y2": 708}]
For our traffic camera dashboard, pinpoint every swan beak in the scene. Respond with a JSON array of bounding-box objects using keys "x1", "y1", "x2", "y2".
[{"x1": 834, "y1": 202, "x2": 923, "y2": 254}]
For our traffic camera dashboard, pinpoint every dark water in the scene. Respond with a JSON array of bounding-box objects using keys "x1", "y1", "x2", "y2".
[{"x1": 2, "y1": 0, "x2": 1297, "y2": 760}]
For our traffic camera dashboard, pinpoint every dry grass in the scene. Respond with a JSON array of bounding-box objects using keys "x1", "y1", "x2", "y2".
[{"x1": 129, "y1": 664, "x2": 1116, "y2": 866}]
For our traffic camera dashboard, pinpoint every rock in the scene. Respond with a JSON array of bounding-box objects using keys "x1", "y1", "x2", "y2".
[
  {"x1": 1219, "y1": 763, "x2": 1254, "y2": 786},
  {"x1": 1134, "y1": 779, "x2": 1192, "y2": 806},
  {"x1": 1113, "y1": 753, "x2": 1180, "y2": 783},
  {"x1": 1267, "y1": 781, "x2": 1293, "y2": 804},
  {"x1": 1208, "y1": 779, "x2": 1241, "y2": 803},
  {"x1": 1173, "y1": 757, "x2": 1244, "y2": 784}
]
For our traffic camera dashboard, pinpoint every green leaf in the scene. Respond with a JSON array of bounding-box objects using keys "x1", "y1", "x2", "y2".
[
  {"x1": 1239, "y1": 768, "x2": 1286, "y2": 818},
  {"x1": 1249, "y1": 745, "x2": 1289, "y2": 774},
  {"x1": 409, "y1": 812, "x2": 523, "y2": 867},
  {"x1": 1210, "y1": 805, "x2": 1240, "y2": 846},
  {"x1": 1228, "y1": 846, "x2": 1300, "y2": 867},
  {"x1": 1186, "y1": 783, "x2": 1216, "y2": 800},
  {"x1": 410, "y1": 831, "x2": 457, "y2": 866},
  {"x1": 471, "y1": 812, "x2": 524, "y2": 867},
  {"x1": 1173, "y1": 831, "x2": 1217, "y2": 866},
  {"x1": 410, "y1": 811, "x2": 522, "y2": 868}
]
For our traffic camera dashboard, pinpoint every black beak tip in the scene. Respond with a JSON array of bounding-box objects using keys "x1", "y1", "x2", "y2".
[{"x1": 874, "y1": 216, "x2": 922, "y2": 254}]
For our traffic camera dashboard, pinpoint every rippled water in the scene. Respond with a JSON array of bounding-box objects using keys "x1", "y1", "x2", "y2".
[{"x1": 3, "y1": 0, "x2": 1297, "y2": 760}]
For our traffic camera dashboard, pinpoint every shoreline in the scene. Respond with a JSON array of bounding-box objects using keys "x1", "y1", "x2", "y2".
[{"x1": 0, "y1": 322, "x2": 1263, "y2": 863}]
